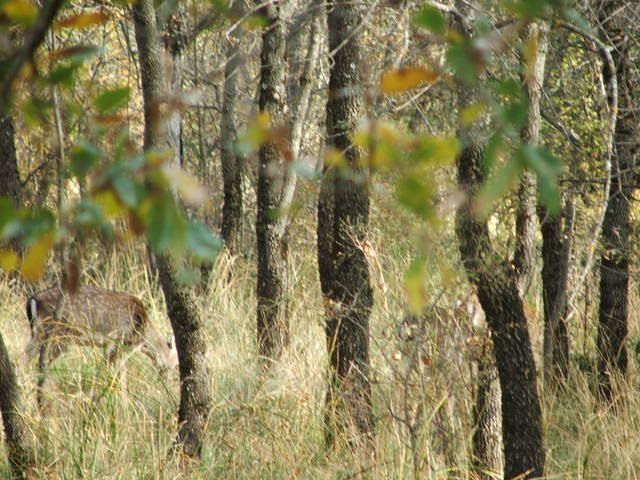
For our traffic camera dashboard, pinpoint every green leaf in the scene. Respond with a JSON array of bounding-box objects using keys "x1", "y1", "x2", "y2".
[
  {"x1": 447, "y1": 42, "x2": 477, "y2": 84},
  {"x1": 74, "y1": 199, "x2": 105, "y2": 228},
  {"x1": 112, "y1": 175, "x2": 140, "y2": 207},
  {"x1": 146, "y1": 192, "x2": 187, "y2": 254},
  {"x1": 475, "y1": 156, "x2": 523, "y2": 219},
  {"x1": 396, "y1": 175, "x2": 433, "y2": 220},
  {"x1": 518, "y1": 145, "x2": 562, "y2": 214},
  {"x1": 405, "y1": 256, "x2": 427, "y2": 314},
  {"x1": 47, "y1": 64, "x2": 79, "y2": 87},
  {"x1": 414, "y1": 6, "x2": 446, "y2": 35},
  {"x1": 186, "y1": 222, "x2": 222, "y2": 261},
  {"x1": 70, "y1": 142, "x2": 102, "y2": 178},
  {"x1": 93, "y1": 87, "x2": 130, "y2": 114}
]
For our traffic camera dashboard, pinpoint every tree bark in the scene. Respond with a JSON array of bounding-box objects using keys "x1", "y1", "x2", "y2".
[
  {"x1": 321, "y1": 0, "x2": 375, "y2": 447},
  {"x1": 539, "y1": 207, "x2": 571, "y2": 380},
  {"x1": 0, "y1": 50, "x2": 35, "y2": 477},
  {"x1": 453, "y1": 11, "x2": 545, "y2": 476},
  {"x1": 220, "y1": 21, "x2": 244, "y2": 255},
  {"x1": 255, "y1": 1, "x2": 289, "y2": 362},
  {"x1": 0, "y1": 336, "x2": 35, "y2": 479},
  {"x1": 472, "y1": 345, "x2": 502, "y2": 480},
  {"x1": 133, "y1": 0, "x2": 211, "y2": 459},
  {"x1": 596, "y1": 0, "x2": 634, "y2": 401},
  {"x1": 0, "y1": 115, "x2": 22, "y2": 207}
]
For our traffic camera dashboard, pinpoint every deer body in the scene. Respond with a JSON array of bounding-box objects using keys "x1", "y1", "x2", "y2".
[{"x1": 26, "y1": 287, "x2": 178, "y2": 383}]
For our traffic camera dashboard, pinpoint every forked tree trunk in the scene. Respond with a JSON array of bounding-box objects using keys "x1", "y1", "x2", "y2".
[
  {"x1": 320, "y1": 0, "x2": 375, "y2": 447},
  {"x1": 133, "y1": 0, "x2": 211, "y2": 459},
  {"x1": 596, "y1": 0, "x2": 633, "y2": 401},
  {"x1": 255, "y1": 1, "x2": 289, "y2": 362},
  {"x1": 453, "y1": 11, "x2": 545, "y2": 478}
]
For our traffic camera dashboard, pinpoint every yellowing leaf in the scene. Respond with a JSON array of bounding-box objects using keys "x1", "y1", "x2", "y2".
[
  {"x1": 161, "y1": 165, "x2": 208, "y2": 206},
  {"x1": 460, "y1": 103, "x2": 487, "y2": 126},
  {"x1": 93, "y1": 190, "x2": 125, "y2": 218},
  {"x1": 21, "y1": 234, "x2": 54, "y2": 282},
  {"x1": 0, "y1": 249, "x2": 18, "y2": 272},
  {"x1": 381, "y1": 66, "x2": 439, "y2": 94},
  {"x1": 57, "y1": 11, "x2": 109, "y2": 29},
  {"x1": 3, "y1": 0, "x2": 37, "y2": 25},
  {"x1": 405, "y1": 258, "x2": 427, "y2": 314},
  {"x1": 324, "y1": 148, "x2": 345, "y2": 169}
]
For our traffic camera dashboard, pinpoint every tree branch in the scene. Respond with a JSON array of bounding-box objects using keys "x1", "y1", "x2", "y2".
[{"x1": 0, "y1": 0, "x2": 65, "y2": 112}]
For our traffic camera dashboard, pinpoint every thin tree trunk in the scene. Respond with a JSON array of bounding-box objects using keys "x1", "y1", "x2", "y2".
[
  {"x1": 0, "y1": 115, "x2": 22, "y2": 206},
  {"x1": 596, "y1": 0, "x2": 634, "y2": 401},
  {"x1": 321, "y1": 0, "x2": 375, "y2": 447},
  {"x1": 220, "y1": 21, "x2": 244, "y2": 255},
  {"x1": 133, "y1": 0, "x2": 211, "y2": 459},
  {"x1": 255, "y1": 1, "x2": 289, "y2": 362},
  {"x1": 472, "y1": 346, "x2": 502, "y2": 480}
]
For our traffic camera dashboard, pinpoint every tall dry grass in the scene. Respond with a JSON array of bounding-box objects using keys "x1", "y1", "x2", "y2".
[{"x1": 0, "y1": 197, "x2": 639, "y2": 479}]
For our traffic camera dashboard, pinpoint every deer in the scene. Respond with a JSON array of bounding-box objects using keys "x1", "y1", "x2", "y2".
[{"x1": 25, "y1": 286, "x2": 178, "y2": 403}]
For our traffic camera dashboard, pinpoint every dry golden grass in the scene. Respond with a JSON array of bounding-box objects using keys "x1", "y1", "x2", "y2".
[{"x1": 0, "y1": 203, "x2": 639, "y2": 479}]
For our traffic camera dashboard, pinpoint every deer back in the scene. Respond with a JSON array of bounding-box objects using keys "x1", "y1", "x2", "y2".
[{"x1": 27, "y1": 286, "x2": 148, "y2": 347}]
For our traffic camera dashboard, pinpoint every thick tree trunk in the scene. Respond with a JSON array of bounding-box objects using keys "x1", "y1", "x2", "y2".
[
  {"x1": 0, "y1": 336, "x2": 34, "y2": 479},
  {"x1": 321, "y1": 0, "x2": 375, "y2": 447},
  {"x1": 456, "y1": 142, "x2": 545, "y2": 479},
  {"x1": 255, "y1": 2, "x2": 289, "y2": 362},
  {"x1": 0, "y1": 87, "x2": 34, "y2": 479},
  {"x1": 133, "y1": 0, "x2": 211, "y2": 459},
  {"x1": 220, "y1": 23, "x2": 244, "y2": 255},
  {"x1": 596, "y1": 1, "x2": 634, "y2": 401}
]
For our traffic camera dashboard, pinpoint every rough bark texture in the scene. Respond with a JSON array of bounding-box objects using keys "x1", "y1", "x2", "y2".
[
  {"x1": 539, "y1": 208, "x2": 570, "y2": 380},
  {"x1": 133, "y1": 0, "x2": 211, "y2": 459},
  {"x1": 0, "y1": 114, "x2": 22, "y2": 207},
  {"x1": 321, "y1": 0, "x2": 375, "y2": 446},
  {"x1": 456, "y1": 142, "x2": 545, "y2": 479},
  {"x1": 0, "y1": 331, "x2": 34, "y2": 479},
  {"x1": 596, "y1": 0, "x2": 635, "y2": 401},
  {"x1": 0, "y1": 85, "x2": 34, "y2": 478},
  {"x1": 220, "y1": 22, "x2": 244, "y2": 255},
  {"x1": 472, "y1": 348, "x2": 502, "y2": 480},
  {"x1": 514, "y1": 23, "x2": 548, "y2": 298},
  {"x1": 255, "y1": 2, "x2": 289, "y2": 362}
]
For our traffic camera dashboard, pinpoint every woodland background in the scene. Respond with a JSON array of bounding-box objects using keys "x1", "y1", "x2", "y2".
[{"x1": 0, "y1": 0, "x2": 638, "y2": 478}]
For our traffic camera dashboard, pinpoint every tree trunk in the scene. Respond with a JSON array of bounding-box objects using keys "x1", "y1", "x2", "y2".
[
  {"x1": 472, "y1": 346, "x2": 502, "y2": 480},
  {"x1": 0, "y1": 336, "x2": 35, "y2": 479},
  {"x1": 0, "y1": 83, "x2": 35, "y2": 479},
  {"x1": 255, "y1": 1, "x2": 289, "y2": 362},
  {"x1": 133, "y1": 0, "x2": 211, "y2": 459},
  {"x1": 321, "y1": 0, "x2": 375, "y2": 447},
  {"x1": 456, "y1": 141, "x2": 545, "y2": 479},
  {"x1": 539, "y1": 208, "x2": 571, "y2": 380},
  {"x1": 0, "y1": 115, "x2": 22, "y2": 206},
  {"x1": 596, "y1": 1, "x2": 634, "y2": 401},
  {"x1": 220, "y1": 21, "x2": 244, "y2": 255},
  {"x1": 453, "y1": 11, "x2": 545, "y2": 474}
]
